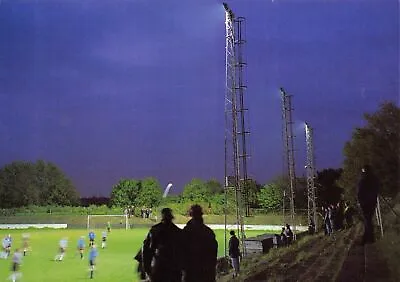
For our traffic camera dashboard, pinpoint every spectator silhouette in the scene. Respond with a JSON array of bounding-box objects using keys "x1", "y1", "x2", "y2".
[
  {"x1": 323, "y1": 206, "x2": 332, "y2": 235},
  {"x1": 133, "y1": 248, "x2": 146, "y2": 280},
  {"x1": 284, "y1": 224, "x2": 294, "y2": 244},
  {"x1": 344, "y1": 202, "x2": 354, "y2": 228},
  {"x1": 280, "y1": 227, "x2": 287, "y2": 246},
  {"x1": 183, "y1": 204, "x2": 218, "y2": 282},
  {"x1": 357, "y1": 164, "x2": 379, "y2": 244},
  {"x1": 308, "y1": 217, "x2": 315, "y2": 235},
  {"x1": 228, "y1": 230, "x2": 240, "y2": 278},
  {"x1": 142, "y1": 208, "x2": 183, "y2": 282}
]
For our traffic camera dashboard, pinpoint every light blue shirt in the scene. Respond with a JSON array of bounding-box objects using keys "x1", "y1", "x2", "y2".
[
  {"x1": 89, "y1": 247, "x2": 98, "y2": 261},
  {"x1": 78, "y1": 238, "x2": 85, "y2": 248}
]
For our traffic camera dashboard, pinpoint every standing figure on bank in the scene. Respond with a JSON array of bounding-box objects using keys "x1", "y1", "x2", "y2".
[
  {"x1": 344, "y1": 202, "x2": 354, "y2": 228},
  {"x1": 329, "y1": 205, "x2": 336, "y2": 233},
  {"x1": 142, "y1": 208, "x2": 183, "y2": 282},
  {"x1": 357, "y1": 164, "x2": 379, "y2": 244},
  {"x1": 228, "y1": 230, "x2": 240, "y2": 278},
  {"x1": 323, "y1": 206, "x2": 332, "y2": 236},
  {"x1": 280, "y1": 227, "x2": 287, "y2": 246},
  {"x1": 284, "y1": 224, "x2": 294, "y2": 244},
  {"x1": 183, "y1": 204, "x2": 218, "y2": 282}
]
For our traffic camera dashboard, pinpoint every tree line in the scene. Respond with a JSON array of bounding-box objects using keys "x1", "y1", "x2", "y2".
[
  {"x1": 0, "y1": 160, "x2": 79, "y2": 208},
  {"x1": 0, "y1": 102, "x2": 398, "y2": 211}
]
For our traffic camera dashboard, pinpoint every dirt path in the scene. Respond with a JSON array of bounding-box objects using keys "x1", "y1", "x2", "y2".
[
  {"x1": 336, "y1": 237, "x2": 393, "y2": 282},
  {"x1": 222, "y1": 225, "x2": 392, "y2": 282}
]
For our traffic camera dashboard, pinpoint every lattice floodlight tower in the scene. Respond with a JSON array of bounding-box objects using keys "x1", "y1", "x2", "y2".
[
  {"x1": 280, "y1": 87, "x2": 296, "y2": 234},
  {"x1": 223, "y1": 2, "x2": 250, "y2": 257},
  {"x1": 305, "y1": 122, "x2": 318, "y2": 232}
]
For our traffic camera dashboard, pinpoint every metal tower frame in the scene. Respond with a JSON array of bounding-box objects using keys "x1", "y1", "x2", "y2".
[
  {"x1": 235, "y1": 16, "x2": 251, "y2": 218},
  {"x1": 223, "y1": 2, "x2": 249, "y2": 258},
  {"x1": 305, "y1": 122, "x2": 318, "y2": 232},
  {"x1": 280, "y1": 87, "x2": 296, "y2": 233}
]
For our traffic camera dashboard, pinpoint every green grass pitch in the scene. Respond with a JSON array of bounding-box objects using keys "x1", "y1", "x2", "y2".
[{"x1": 0, "y1": 228, "x2": 268, "y2": 281}]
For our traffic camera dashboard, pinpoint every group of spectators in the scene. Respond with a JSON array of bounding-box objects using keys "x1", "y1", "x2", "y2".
[
  {"x1": 140, "y1": 207, "x2": 153, "y2": 219},
  {"x1": 322, "y1": 164, "x2": 380, "y2": 245},
  {"x1": 279, "y1": 224, "x2": 294, "y2": 246},
  {"x1": 134, "y1": 205, "x2": 218, "y2": 282},
  {"x1": 123, "y1": 206, "x2": 154, "y2": 219},
  {"x1": 322, "y1": 201, "x2": 354, "y2": 235}
]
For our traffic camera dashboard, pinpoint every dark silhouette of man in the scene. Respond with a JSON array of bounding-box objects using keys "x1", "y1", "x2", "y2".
[
  {"x1": 284, "y1": 224, "x2": 294, "y2": 244},
  {"x1": 357, "y1": 165, "x2": 379, "y2": 244},
  {"x1": 182, "y1": 204, "x2": 218, "y2": 282},
  {"x1": 228, "y1": 230, "x2": 240, "y2": 277},
  {"x1": 142, "y1": 208, "x2": 183, "y2": 282}
]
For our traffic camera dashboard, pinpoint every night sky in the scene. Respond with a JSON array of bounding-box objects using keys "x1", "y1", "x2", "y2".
[{"x1": 0, "y1": 0, "x2": 398, "y2": 197}]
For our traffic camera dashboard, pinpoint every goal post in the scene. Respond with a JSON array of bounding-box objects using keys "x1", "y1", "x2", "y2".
[{"x1": 87, "y1": 214, "x2": 129, "y2": 230}]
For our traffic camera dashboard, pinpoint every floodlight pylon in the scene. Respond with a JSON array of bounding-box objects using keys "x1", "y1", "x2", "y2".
[
  {"x1": 305, "y1": 122, "x2": 318, "y2": 232},
  {"x1": 280, "y1": 87, "x2": 296, "y2": 235},
  {"x1": 223, "y1": 2, "x2": 249, "y2": 258}
]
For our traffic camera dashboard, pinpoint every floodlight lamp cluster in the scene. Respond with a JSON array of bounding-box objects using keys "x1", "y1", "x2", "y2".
[{"x1": 223, "y1": 2, "x2": 235, "y2": 19}]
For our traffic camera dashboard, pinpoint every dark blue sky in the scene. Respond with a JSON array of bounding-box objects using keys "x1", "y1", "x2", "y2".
[{"x1": 0, "y1": 0, "x2": 398, "y2": 197}]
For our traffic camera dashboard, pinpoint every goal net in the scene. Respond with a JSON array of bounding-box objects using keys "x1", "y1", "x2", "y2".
[{"x1": 87, "y1": 214, "x2": 129, "y2": 230}]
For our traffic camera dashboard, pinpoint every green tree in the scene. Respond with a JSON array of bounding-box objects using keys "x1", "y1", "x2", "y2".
[
  {"x1": 205, "y1": 179, "x2": 223, "y2": 194},
  {"x1": 316, "y1": 168, "x2": 343, "y2": 206},
  {"x1": 0, "y1": 160, "x2": 79, "y2": 208},
  {"x1": 137, "y1": 177, "x2": 163, "y2": 208},
  {"x1": 244, "y1": 179, "x2": 262, "y2": 208},
  {"x1": 39, "y1": 162, "x2": 79, "y2": 206},
  {"x1": 338, "y1": 102, "x2": 400, "y2": 202},
  {"x1": 258, "y1": 179, "x2": 284, "y2": 211},
  {"x1": 110, "y1": 179, "x2": 141, "y2": 207},
  {"x1": 0, "y1": 161, "x2": 38, "y2": 207},
  {"x1": 182, "y1": 178, "x2": 211, "y2": 202}
]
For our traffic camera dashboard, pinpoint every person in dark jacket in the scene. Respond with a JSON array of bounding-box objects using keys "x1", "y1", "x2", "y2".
[
  {"x1": 357, "y1": 164, "x2": 379, "y2": 244},
  {"x1": 280, "y1": 227, "x2": 287, "y2": 245},
  {"x1": 228, "y1": 230, "x2": 240, "y2": 278},
  {"x1": 284, "y1": 224, "x2": 294, "y2": 244},
  {"x1": 142, "y1": 208, "x2": 183, "y2": 282},
  {"x1": 182, "y1": 204, "x2": 218, "y2": 282},
  {"x1": 134, "y1": 248, "x2": 146, "y2": 280}
]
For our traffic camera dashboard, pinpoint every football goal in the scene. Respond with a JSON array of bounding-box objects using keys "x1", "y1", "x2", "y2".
[{"x1": 87, "y1": 214, "x2": 129, "y2": 230}]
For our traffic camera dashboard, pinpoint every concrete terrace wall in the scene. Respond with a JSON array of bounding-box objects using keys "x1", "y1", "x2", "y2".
[{"x1": 176, "y1": 224, "x2": 308, "y2": 232}]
